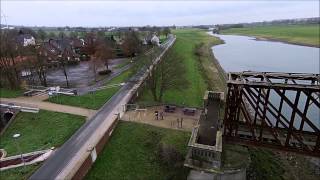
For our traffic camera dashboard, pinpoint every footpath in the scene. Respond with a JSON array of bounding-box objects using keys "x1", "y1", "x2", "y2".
[{"x1": 0, "y1": 97, "x2": 96, "y2": 118}]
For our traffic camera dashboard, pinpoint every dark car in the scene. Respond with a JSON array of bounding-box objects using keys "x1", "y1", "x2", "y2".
[
  {"x1": 183, "y1": 108, "x2": 196, "y2": 116},
  {"x1": 164, "y1": 105, "x2": 176, "y2": 113}
]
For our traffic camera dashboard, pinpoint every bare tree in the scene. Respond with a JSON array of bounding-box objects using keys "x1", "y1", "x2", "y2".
[
  {"x1": 90, "y1": 56, "x2": 103, "y2": 82},
  {"x1": 94, "y1": 39, "x2": 115, "y2": 70},
  {"x1": 29, "y1": 45, "x2": 49, "y2": 87},
  {"x1": 0, "y1": 30, "x2": 22, "y2": 89},
  {"x1": 121, "y1": 31, "x2": 141, "y2": 60},
  {"x1": 147, "y1": 49, "x2": 188, "y2": 101}
]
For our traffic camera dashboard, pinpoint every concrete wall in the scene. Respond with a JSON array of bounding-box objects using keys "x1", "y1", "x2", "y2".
[
  {"x1": 188, "y1": 168, "x2": 246, "y2": 180},
  {"x1": 71, "y1": 118, "x2": 119, "y2": 180}
]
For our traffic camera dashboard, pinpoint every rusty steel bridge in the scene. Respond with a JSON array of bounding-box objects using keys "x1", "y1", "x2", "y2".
[{"x1": 223, "y1": 71, "x2": 320, "y2": 157}]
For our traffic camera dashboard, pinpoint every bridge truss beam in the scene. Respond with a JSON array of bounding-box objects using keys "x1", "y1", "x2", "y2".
[{"x1": 223, "y1": 71, "x2": 320, "y2": 157}]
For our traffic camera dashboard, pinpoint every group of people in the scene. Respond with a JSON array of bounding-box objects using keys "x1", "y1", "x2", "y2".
[
  {"x1": 154, "y1": 110, "x2": 184, "y2": 128},
  {"x1": 154, "y1": 110, "x2": 164, "y2": 120}
]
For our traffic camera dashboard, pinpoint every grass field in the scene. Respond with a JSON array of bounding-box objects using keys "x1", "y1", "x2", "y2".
[
  {"x1": 86, "y1": 121, "x2": 190, "y2": 180},
  {"x1": 0, "y1": 164, "x2": 41, "y2": 180},
  {"x1": 47, "y1": 69, "x2": 133, "y2": 109},
  {"x1": 0, "y1": 88, "x2": 23, "y2": 98},
  {"x1": 0, "y1": 110, "x2": 85, "y2": 156},
  {"x1": 221, "y1": 24, "x2": 320, "y2": 47},
  {"x1": 137, "y1": 29, "x2": 225, "y2": 107}
]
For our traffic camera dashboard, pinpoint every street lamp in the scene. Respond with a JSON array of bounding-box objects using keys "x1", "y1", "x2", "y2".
[{"x1": 13, "y1": 133, "x2": 26, "y2": 170}]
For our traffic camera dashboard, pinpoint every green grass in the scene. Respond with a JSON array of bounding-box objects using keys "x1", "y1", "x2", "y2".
[
  {"x1": 86, "y1": 121, "x2": 190, "y2": 180},
  {"x1": 221, "y1": 24, "x2": 320, "y2": 47},
  {"x1": 222, "y1": 144, "x2": 249, "y2": 170},
  {"x1": 0, "y1": 164, "x2": 41, "y2": 180},
  {"x1": 0, "y1": 110, "x2": 85, "y2": 156},
  {"x1": 0, "y1": 88, "x2": 23, "y2": 98},
  {"x1": 114, "y1": 59, "x2": 131, "y2": 69},
  {"x1": 159, "y1": 34, "x2": 168, "y2": 43},
  {"x1": 137, "y1": 29, "x2": 224, "y2": 107},
  {"x1": 47, "y1": 69, "x2": 133, "y2": 110},
  {"x1": 247, "y1": 148, "x2": 285, "y2": 180}
]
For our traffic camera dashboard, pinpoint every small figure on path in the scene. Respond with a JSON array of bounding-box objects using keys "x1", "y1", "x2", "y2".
[
  {"x1": 160, "y1": 111, "x2": 164, "y2": 120},
  {"x1": 176, "y1": 118, "x2": 180, "y2": 128},
  {"x1": 180, "y1": 117, "x2": 184, "y2": 128},
  {"x1": 155, "y1": 111, "x2": 159, "y2": 120}
]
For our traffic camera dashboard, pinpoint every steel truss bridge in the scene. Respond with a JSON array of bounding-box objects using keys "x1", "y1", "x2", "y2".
[{"x1": 223, "y1": 71, "x2": 320, "y2": 157}]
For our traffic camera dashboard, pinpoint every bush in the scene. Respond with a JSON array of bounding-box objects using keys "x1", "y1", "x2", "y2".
[
  {"x1": 157, "y1": 143, "x2": 184, "y2": 168},
  {"x1": 67, "y1": 60, "x2": 80, "y2": 65},
  {"x1": 98, "y1": 69, "x2": 112, "y2": 75}
]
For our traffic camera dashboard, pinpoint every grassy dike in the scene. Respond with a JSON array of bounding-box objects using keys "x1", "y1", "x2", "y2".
[
  {"x1": 221, "y1": 24, "x2": 320, "y2": 47},
  {"x1": 85, "y1": 121, "x2": 190, "y2": 179},
  {"x1": 137, "y1": 29, "x2": 225, "y2": 107}
]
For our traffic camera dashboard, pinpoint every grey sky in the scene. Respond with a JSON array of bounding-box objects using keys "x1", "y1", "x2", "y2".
[{"x1": 1, "y1": 1, "x2": 319, "y2": 27}]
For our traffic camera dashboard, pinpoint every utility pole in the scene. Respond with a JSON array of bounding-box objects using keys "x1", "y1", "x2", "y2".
[{"x1": 1, "y1": 11, "x2": 9, "y2": 29}]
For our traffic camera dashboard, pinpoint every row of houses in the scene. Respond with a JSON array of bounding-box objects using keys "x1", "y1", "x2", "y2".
[{"x1": 14, "y1": 30, "x2": 162, "y2": 67}]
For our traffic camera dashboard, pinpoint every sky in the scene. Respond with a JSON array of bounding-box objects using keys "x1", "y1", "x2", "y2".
[{"x1": 1, "y1": 0, "x2": 319, "y2": 27}]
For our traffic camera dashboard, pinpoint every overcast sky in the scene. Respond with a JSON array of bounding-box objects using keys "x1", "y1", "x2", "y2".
[{"x1": 1, "y1": 1, "x2": 319, "y2": 27}]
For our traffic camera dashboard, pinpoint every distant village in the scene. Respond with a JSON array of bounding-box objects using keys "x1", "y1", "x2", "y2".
[{"x1": 0, "y1": 26, "x2": 171, "y2": 89}]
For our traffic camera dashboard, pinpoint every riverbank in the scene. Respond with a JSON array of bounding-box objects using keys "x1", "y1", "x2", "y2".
[
  {"x1": 220, "y1": 24, "x2": 320, "y2": 48},
  {"x1": 137, "y1": 29, "x2": 226, "y2": 107},
  {"x1": 208, "y1": 32, "x2": 320, "y2": 180}
]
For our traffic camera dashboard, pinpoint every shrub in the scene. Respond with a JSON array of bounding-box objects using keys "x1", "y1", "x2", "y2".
[
  {"x1": 157, "y1": 143, "x2": 184, "y2": 168},
  {"x1": 98, "y1": 69, "x2": 112, "y2": 75}
]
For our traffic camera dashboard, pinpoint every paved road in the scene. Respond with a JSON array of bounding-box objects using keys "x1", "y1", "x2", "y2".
[
  {"x1": 30, "y1": 35, "x2": 176, "y2": 180},
  {"x1": 74, "y1": 63, "x2": 132, "y2": 95}
]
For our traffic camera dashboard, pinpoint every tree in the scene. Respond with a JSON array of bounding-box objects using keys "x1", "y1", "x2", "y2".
[
  {"x1": 89, "y1": 56, "x2": 103, "y2": 82},
  {"x1": 28, "y1": 45, "x2": 49, "y2": 87},
  {"x1": 37, "y1": 29, "x2": 47, "y2": 42},
  {"x1": 121, "y1": 31, "x2": 141, "y2": 59},
  {"x1": 0, "y1": 30, "x2": 22, "y2": 89},
  {"x1": 58, "y1": 31, "x2": 66, "y2": 39},
  {"x1": 147, "y1": 49, "x2": 188, "y2": 101},
  {"x1": 83, "y1": 32, "x2": 97, "y2": 57},
  {"x1": 163, "y1": 27, "x2": 171, "y2": 38},
  {"x1": 59, "y1": 51, "x2": 71, "y2": 87},
  {"x1": 97, "y1": 31, "x2": 105, "y2": 39},
  {"x1": 94, "y1": 39, "x2": 115, "y2": 70},
  {"x1": 69, "y1": 31, "x2": 79, "y2": 39},
  {"x1": 48, "y1": 32, "x2": 56, "y2": 39}
]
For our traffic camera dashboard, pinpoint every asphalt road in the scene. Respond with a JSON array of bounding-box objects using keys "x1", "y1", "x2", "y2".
[
  {"x1": 30, "y1": 35, "x2": 175, "y2": 180},
  {"x1": 75, "y1": 63, "x2": 132, "y2": 95}
]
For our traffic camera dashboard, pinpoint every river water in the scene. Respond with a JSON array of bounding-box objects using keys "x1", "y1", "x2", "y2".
[{"x1": 209, "y1": 32, "x2": 320, "y2": 131}]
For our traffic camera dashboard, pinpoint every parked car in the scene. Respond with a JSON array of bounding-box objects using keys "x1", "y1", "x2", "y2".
[
  {"x1": 164, "y1": 105, "x2": 176, "y2": 113},
  {"x1": 183, "y1": 108, "x2": 196, "y2": 116}
]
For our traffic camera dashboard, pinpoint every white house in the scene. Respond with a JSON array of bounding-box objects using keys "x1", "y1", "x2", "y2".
[{"x1": 151, "y1": 35, "x2": 160, "y2": 46}]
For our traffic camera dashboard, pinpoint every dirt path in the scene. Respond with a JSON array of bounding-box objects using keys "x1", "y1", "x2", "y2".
[{"x1": 0, "y1": 97, "x2": 96, "y2": 118}]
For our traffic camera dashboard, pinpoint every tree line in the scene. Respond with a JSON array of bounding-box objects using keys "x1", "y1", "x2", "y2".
[{"x1": 0, "y1": 28, "x2": 146, "y2": 89}]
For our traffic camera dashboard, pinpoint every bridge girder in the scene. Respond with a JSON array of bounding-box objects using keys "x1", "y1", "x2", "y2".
[{"x1": 223, "y1": 71, "x2": 320, "y2": 157}]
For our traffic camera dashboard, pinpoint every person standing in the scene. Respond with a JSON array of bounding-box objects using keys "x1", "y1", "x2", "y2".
[
  {"x1": 160, "y1": 111, "x2": 164, "y2": 120},
  {"x1": 155, "y1": 111, "x2": 159, "y2": 120}
]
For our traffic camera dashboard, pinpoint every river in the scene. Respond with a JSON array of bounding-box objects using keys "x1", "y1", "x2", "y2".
[{"x1": 209, "y1": 32, "x2": 319, "y2": 131}]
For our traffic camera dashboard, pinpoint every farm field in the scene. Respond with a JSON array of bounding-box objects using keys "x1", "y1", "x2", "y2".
[{"x1": 221, "y1": 25, "x2": 320, "y2": 47}]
